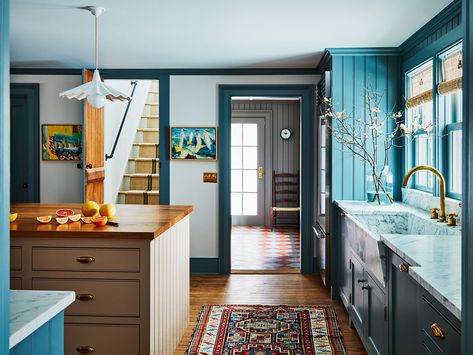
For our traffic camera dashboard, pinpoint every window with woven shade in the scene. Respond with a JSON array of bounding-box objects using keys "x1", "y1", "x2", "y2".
[
  {"x1": 439, "y1": 48, "x2": 462, "y2": 95},
  {"x1": 406, "y1": 63, "x2": 433, "y2": 109}
]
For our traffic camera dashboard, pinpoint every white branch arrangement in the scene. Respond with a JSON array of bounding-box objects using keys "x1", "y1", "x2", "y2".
[{"x1": 322, "y1": 88, "x2": 433, "y2": 204}]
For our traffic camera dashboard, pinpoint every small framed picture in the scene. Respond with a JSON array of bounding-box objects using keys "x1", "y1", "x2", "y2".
[
  {"x1": 42, "y1": 124, "x2": 82, "y2": 161},
  {"x1": 170, "y1": 127, "x2": 218, "y2": 160}
]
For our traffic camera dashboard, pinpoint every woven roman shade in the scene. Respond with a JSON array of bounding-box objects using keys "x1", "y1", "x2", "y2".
[
  {"x1": 406, "y1": 65, "x2": 433, "y2": 109},
  {"x1": 438, "y1": 49, "x2": 463, "y2": 95}
]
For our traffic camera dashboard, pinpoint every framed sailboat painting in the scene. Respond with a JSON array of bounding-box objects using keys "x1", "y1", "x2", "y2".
[{"x1": 170, "y1": 127, "x2": 218, "y2": 160}]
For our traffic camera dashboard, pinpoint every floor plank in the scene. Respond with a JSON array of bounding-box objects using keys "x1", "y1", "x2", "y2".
[{"x1": 175, "y1": 274, "x2": 367, "y2": 354}]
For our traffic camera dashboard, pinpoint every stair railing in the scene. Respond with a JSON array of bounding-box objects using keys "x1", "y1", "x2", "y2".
[{"x1": 105, "y1": 80, "x2": 139, "y2": 160}]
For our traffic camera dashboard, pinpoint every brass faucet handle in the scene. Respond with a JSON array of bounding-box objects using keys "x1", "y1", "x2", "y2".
[
  {"x1": 447, "y1": 213, "x2": 459, "y2": 227},
  {"x1": 430, "y1": 208, "x2": 439, "y2": 219}
]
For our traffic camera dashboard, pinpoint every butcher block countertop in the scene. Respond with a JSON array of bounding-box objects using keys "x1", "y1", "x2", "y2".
[{"x1": 10, "y1": 203, "x2": 193, "y2": 239}]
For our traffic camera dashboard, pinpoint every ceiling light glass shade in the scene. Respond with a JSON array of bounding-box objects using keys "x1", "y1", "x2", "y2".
[{"x1": 59, "y1": 69, "x2": 131, "y2": 109}]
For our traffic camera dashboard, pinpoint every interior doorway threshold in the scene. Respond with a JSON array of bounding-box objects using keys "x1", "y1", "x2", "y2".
[{"x1": 231, "y1": 269, "x2": 301, "y2": 275}]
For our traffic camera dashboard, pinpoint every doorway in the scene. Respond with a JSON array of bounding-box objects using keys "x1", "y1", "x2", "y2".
[{"x1": 230, "y1": 99, "x2": 301, "y2": 273}]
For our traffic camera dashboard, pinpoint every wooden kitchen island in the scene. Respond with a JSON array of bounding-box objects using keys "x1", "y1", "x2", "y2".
[{"x1": 10, "y1": 203, "x2": 193, "y2": 355}]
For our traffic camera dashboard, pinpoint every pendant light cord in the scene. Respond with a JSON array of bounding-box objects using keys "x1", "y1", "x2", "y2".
[{"x1": 94, "y1": 13, "x2": 99, "y2": 69}]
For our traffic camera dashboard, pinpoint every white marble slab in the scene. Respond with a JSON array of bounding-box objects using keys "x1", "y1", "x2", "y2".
[
  {"x1": 381, "y1": 234, "x2": 461, "y2": 320},
  {"x1": 10, "y1": 290, "x2": 75, "y2": 349}
]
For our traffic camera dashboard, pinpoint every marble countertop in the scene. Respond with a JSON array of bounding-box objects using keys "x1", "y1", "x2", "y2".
[
  {"x1": 382, "y1": 234, "x2": 461, "y2": 319},
  {"x1": 10, "y1": 290, "x2": 75, "y2": 349}
]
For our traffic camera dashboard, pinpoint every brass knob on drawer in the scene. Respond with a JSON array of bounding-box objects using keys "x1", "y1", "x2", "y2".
[
  {"x1": 431, "y1": 323, "x2": 446, "y2": 339},
  {"x1": 399, "y1": 263, "x2": 409, "y2": 273},
  {"x1": 76, "y1": 293, "x2": 94, "y2": 301},
  {"x1": 76, "y1": 256, "x2": 95, "y2": 264},
  {"x1": 76, "y1": 346, "x2": 95, "y2": 354}
]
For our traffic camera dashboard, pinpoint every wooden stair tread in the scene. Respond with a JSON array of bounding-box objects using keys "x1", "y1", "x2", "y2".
[
  {"x1": 133, "y1": 143, "x2": 159, "y2": 146},
  {"x1": 147, "y1": 90, "x2": 159, "y2": 94},
  {"x1": 128, "y1": 157, "x2": 160, "y2": 161},
  {"x1": 137, "y1": 128, "x2": 159, "y2": 132},
  {"x1": 124, "y1": 173, "x2": 160, "y2": 177},
  {"x1": 141, "y1": 115, "x2": 159, "y2": 118},
  {"x1": 145, "y1": 102, "x2": 159, "y2": 106},
  {"x1": 118, "y1": 190, "x2": 160, "y2": 195}
]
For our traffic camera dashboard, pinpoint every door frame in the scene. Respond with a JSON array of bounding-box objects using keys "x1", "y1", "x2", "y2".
[
  {"x1": 10, "y1": 83, "x2": 40, "y2": 202},
  {"x1": 219, "y1": 85, "x2": 315, "y2": 274},
  {"x1": 232, "y1": 110, "x2": 273, "y2": 227}
]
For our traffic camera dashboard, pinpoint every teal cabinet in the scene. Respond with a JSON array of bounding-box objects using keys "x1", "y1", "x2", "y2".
[{"x1": 365, "y1": 273, "x2": 388, "y2": 355}]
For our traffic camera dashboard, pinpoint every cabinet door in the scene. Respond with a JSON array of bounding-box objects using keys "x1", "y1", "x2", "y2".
[
  {"x1": 351, "y1": 256, "x2": 366, "y2": 333},
  {"x1": 366, "y1": 273, "x2": 388, "y2": 355},
  {"x1": 420, "y1": 330, "x2": 444, "y2": 355},
  {"x1": 339, "y1": 214, "x2": 352, "y2": 307},
  {"x1": 390, "y1": 253, "x2": 419, "y2": 355}
]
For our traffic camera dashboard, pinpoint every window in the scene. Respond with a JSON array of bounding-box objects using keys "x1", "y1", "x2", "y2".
[
  {"x1": 404, "y1": 43, "x2": 463, "y2": 199},
  {"x1": 406, "y1": 61, "x2": 434, "y2": 191}
]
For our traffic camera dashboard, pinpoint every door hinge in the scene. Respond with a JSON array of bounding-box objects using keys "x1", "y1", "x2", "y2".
[
  {"x1": 384, "y1": 306, "x2": 387, "y2": 321},
  {"x1": 349, "y1": 293, "x2": 352, "y2": 304}
]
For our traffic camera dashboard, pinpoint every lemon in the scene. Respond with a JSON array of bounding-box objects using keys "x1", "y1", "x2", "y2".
[
  {"x1": 99, "y1": 203, "x2": 116, "y2": 218},
  {"x1": 9, "y1": 213, "x2": 18, "y2": 222},
  {"x1": 81, "y1": 201, "x2": 100, "y2": 217}
]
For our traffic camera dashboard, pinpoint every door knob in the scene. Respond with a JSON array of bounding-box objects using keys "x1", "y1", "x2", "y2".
[
  {"x1": 22, "y1": 183, "x2": 28, "y2": 189},
  {"x1": 258, "y1": 166, "x2": 264, "y2": 179},
  {"x1": 86, "y1": 163, "x2": 93, "y2": 169}
]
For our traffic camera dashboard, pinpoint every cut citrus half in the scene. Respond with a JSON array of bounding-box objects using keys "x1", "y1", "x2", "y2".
[
  {"x1": 37, "y1": 216, "x2": 52, "y2": 224},
  {"x1": 9, "y1": 213, "x2": 18, "y2": 222},
  {"x1": 56, "y1": 209, "x2": 74, "y2": 217},
  {"x1": 81, "y1": 217, "x2": 93, "y2": 224},
  {"x1": 68, "y1": 214, "x2": 81, "y2": 222},
  {"x1": 56, "y1": 217, "x2": 69, "y2": 225},
  {"x1": 92, "y1": 216, "x2": 107, "y2": 227}
]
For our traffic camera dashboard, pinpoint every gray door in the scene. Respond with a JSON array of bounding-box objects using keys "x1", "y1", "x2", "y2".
[
  {"x1": 10, "y1": 84, "x2": 40, "y2": 203},
  {"x1": 231, "y1": 118, "x2": 265, "y2": 225}
]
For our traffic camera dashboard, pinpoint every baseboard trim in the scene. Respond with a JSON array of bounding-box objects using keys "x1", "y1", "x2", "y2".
[{"x1": 190, "y1": 257, "x2": 220, "y2": 274}]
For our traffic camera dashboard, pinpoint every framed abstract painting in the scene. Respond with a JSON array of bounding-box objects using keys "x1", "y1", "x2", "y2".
[
  {"x1": 42, "y1": 124, "x2": 83, "y2": 161},
  {"x1": 170, "y1": 127, "x2": 218, "y2": 160}
]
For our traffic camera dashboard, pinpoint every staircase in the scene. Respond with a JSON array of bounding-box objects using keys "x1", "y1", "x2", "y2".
[{"x1": 117, "y1": 81, "x2": 160, "y2": 205}]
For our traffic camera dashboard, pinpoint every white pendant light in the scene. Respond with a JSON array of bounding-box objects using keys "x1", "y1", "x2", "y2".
[{"x1": 59, "y1": 6, "x2": 131, "y2": 109}]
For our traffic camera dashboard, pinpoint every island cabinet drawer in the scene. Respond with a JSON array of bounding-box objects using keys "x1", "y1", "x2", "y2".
[
  {"x1": 420, "y1": 296, "x2": 460, "y2": 355},
  {"x1": 65, "y1": 323, "x2": 140, "y2": 355},
  {"x1": 32, "y1": 278, "x2": 140, "y2": 317},
  {"x1": 32, "y1": 247, "x2": 140, "y2": 272}
]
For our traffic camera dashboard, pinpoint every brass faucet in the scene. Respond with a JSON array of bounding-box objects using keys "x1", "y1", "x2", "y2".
[{"x1": 403, "y1": 165, "x2": 447, "y2": 222}]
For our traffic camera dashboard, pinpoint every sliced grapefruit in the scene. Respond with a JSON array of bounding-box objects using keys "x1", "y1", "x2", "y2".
[
  {"x1": 56, "y1": 217, "x2": 69, "y2": 225},
  {"x1": 9, "y1": 213, "x2": 18, "y2": 222},
  {"x1": 81, "y1": 217, "x2": 93, "y2": 224},
  {"x1": 37, "y1": 216, "x2": 52, "y2": 224},
  {"x1": 68, "y1": 214, "x2": 81, "y2": 222},
  {"x1": 56, "y1": 209, "x2": 74, "y2": 217},
  {"x1": 92, "y1": 216, "x2": 107, "y2": 227}
]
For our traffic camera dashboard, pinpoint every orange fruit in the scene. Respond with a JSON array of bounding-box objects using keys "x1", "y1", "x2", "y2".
[
  {"x1": 68, "y1": 214, "x2": 81, "y2": 222},
  {"x1": 9, "y1": 213, "x2": 18, "y2": 222},
  {"x1": 56, "y1": 209, "x2": 74, "y2": 217},
  {"x1": 36, "y1": 216, "x2": 52, "y2": 224},
  {"x1": 56, "y1": 217, "x2": 69, "y2": 225},
  {"x1": 81, "y1": 217, "x2": 93, "y2": 224},
  {"x1": 92, "y1": 216, "x2": 107, "y2": 227},
  {"x1": 81, "y1": 201, "x2": 100, "y2": 217},
  {"x1": 99, "y1": 203, "x2": 116, "y2": 218}
]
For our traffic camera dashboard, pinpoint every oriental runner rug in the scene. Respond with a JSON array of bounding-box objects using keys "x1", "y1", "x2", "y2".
[{"x1": 186, "y1": 304, "x2": 347, "y2": 355}]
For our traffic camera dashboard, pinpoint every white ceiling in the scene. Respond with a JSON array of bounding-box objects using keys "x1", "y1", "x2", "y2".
[{"x1": 10, "y1": 0, "x2": 453, "y2": 69}]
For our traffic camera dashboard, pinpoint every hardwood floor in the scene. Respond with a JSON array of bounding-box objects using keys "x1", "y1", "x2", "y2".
[{"x1": 175, "y1": 274, "x2": 367, "y2": 354}]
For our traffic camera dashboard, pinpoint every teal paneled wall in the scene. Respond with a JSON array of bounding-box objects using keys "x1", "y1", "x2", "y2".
[
  {"x1": 0, "y1": 0, "x2": 10, "y2": 354},
  {"x1": 330, "y1": 53, "x2": 402, "y2": 202}
]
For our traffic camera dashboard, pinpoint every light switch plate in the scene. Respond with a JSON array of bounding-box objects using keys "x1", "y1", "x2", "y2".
[{"x1": 203, "y1": 172, "x2": 218, "y2": 183}]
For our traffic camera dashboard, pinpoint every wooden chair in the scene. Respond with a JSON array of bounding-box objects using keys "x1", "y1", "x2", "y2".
[{"x1": 271, "y1": 171, "x2": 300, "y2": 230}]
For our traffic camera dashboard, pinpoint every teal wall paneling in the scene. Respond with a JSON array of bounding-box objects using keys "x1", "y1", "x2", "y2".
[
  {"x1": 190, "y1": 258, "x2": 220, "y2": 274},
  {"x1": 0, "y1": 0, "x2": 10, "y2": 353}
]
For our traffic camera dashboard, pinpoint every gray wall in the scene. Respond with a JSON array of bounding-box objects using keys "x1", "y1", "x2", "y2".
[{"x1": 231, "y1": 100, "x2": 301, "y2": 174}]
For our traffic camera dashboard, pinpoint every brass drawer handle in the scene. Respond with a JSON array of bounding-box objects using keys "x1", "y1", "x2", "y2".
[
  {"x1": 399, "y1": 263, "x2": 409, "y2": 273},
  {"x1": 431, "y1": 323, "x2": 446, "y2": 339},
  {"x1": 76, "y1": 293, "x2": 94, "y2": 301},
  {"x1": 76, "y1": 256, "x2": 95, "y2": 264},
  {"x1": 76, "y1": 346, "x2": 95, "y2": 354}
]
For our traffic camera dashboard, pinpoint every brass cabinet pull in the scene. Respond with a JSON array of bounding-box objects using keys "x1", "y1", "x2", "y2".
[
  {"x1": 76, "y1": 293, "x2": 94, "y2": 301},
  {"x1": 362, "y1": 285, "x2": 370, "y2": 290},
  {"x1": 340, "y1": 212, "x2": 346, "y2": 217},
  {"x1": 76, "y1": 256, "x2": 95, "y2": 264},
  {"x1": 431, "y1": 323, "x2": 446, "y2": 339},
  {"x1": 76, "y1": 346, "x2": 95, "y2": 354},
  {"x1": 399, "y1": 263, "x2": 409, "y2": 273},
  {"x1": 357, "y1": 279, "x2": 367, "y2": 284}
]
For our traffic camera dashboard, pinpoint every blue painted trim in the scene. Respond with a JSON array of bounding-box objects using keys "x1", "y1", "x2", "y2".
[
  {"x1": 12, "y1": 68, "x2": 320, "y2": 76},
  {"x1": 218, "y1": 85, "x2": 315, "y2": 274},
  {"x1": 10, "y1": 84, "x2": 40, "y2": 203},
  {"x1": 399, "y1": 0, "x2": 461, "y2": 55},
  {"x1": 462, "y1": 0, "x2": 473, "y2": 353},
  {"x1": 326, "y1": 48, "x2": 400, "y2": 57},
  {"x1": 0, "y1": 1, "x2": 10, "y2": 353},
  {"x1": 190, "y1": 258, "x2": 220, "y2": 274}
]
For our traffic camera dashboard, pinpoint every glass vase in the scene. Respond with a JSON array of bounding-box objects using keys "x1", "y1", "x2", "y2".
[{"x1": 366, "y1": 166, "x2": 393, "y2": 205}]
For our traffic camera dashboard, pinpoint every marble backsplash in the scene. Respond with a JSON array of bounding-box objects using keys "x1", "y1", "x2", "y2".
[{"x1": 402, "y1": 188, "x2": 462, "y2": 224}]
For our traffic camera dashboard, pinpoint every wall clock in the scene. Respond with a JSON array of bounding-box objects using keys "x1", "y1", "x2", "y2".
[{"x1": 280, "y1": 128, "x2": 292, "y2": 140}]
